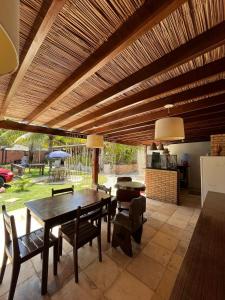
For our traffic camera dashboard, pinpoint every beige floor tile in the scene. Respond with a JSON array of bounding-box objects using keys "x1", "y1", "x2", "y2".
[
  {"x1": 84, "y1": 254, "x2": 121, "y2": 292},
  {"x1": 141, "y1": 225, "x2": 157, "y2": 246},
  {"x1": 151, "y1": 293, "x2": 163, "y2": 300},
  {"x1": 51, "y1": 272, "x2": 101, "y2": 300},
  {"x1": 179, "y1": 229, "x2": 193, "y2": 243},
  {"x1": 7, "y1": 275, "x2": 49, "y2": 300},
  {"x1": 151, "y1": 212, "x2": 169, "y2": 223},
  {"x1": 147, "y1": 218, "x2": 164, "y2": 230},
  {"x1": 104, "y1": 270, "x2": 154, "y2": 300},
  {"x1": 175, "y1": 207, "x2": 194, "y2": 217},
  {"x1": 0, "y1": 260, "x2": 36, "y2": 297},
  {"x1": 127, "y1": 253, "x2": 165, "y2": 290},
  {"x1": 174, "y1": 240, "x2": 190, "y2": 258},
  {"x1": 142, "y1": 242, "x2": 172, "y2": 267},
  {"x1": 40, "y1": 253, "x2": 77, "y2": 295},
  {"x1": 160, "y1": 224, "x2": 183, "y2": 240},
  {"x1": 77, "y1": 244, "x2": 99, "y2": 270},
  {"x1": 0, "y1": 294, "x2": 7, "y2": 300},
  {"x1": 105, "y1": 247, "x2": 132, "y2": 268},
  {"x1": 166, "y1": 217, "x2": 188, "y2": 230},
  {"x1": 173, "y1": 212, "x2": 190, "y2": 221},
  {"x1": 167, "y1": 254, "x2": 183, "y2": 273},
  {"x1": 151, "y1": 232, "x2": 179, "y2": 252},
  {"x1": 156, "y1": 269, "x2": 177, "y2": 300}
]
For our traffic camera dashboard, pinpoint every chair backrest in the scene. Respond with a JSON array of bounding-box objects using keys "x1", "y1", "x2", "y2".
[
  {"x1": 52, "y1": 185, "x2": 74, "y2": 197},
  {"x1": 74, "y1": 198, "x2": 108, "y2": 244},
  {"x1": 2, "y1": 205, "x2": 20, "y2": 259},
  {"x1": 116, "y1": 188, "x2": 139, "y2": 202},
  {"x1": 117, "y1": 177, "x2": 132, "y2": 183},
  {"x1": 129, "y1": 196, "x2": 146, "y2": 230},
  {"x1": 96, "y1": 184, "x2": 111, "y2": 196}
]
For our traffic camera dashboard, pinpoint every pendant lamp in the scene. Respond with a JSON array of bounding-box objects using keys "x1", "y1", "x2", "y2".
[
  {"x1": 0, "y1": 0, "x2": 19, "y2": 75},
  {"x1": 86, "y1": 135, "x2": 104, "y2": 148},
  {"x1": 155, "y1": 105, "x2": 185, "y2": 141},
  {"x1": 155, "y1": 117, "x2": 185, "y2": 141}
]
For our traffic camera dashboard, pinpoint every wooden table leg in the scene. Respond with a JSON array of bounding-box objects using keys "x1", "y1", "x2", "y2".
[
  {"x1": 26, "y1": 209, "x2": 31, "y2": 234},
  {"x1": 41, "y1": 223, "x2": 50, "y2": 295},
  {"x1": 107, "y1": 200, "x2": 111, "y2": 243}
]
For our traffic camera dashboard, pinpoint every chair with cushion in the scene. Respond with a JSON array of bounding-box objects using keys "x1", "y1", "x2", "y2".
[
  {"x1": 116, "y1": 188, "x2": 140, "y2": 212},
  {"x1": 58, "y1": 199, "x2": 107, "y2": 283},
  {"x1": 52, "y1": 185, "x2": 74, "y2": 197},
  {"x1": 0, "y1": 205, "x2": 58, "y2": 300},
  {"x1": 112, "y1": 196, "x2": 146, "y2": 257}
]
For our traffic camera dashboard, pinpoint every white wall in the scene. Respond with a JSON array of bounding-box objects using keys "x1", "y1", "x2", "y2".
[{"x1": 167, "y1": 141, "x2": 210, "y2": 190}]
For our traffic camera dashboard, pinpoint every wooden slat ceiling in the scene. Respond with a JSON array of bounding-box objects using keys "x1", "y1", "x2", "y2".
[{"x1": 0, "y1": 0, "x2": 225, "y2": 145}]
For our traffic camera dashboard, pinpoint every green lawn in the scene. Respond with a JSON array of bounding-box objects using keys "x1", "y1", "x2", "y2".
[{"x1": 0, "y1": 174, "x2": 107, "y2": 212}]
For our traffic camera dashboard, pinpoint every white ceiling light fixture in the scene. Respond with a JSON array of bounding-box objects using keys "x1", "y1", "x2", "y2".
[
  {"x1": 86, "y1": 134, "x2": 104, "y2": 148},
  {"x1": 0, "y1": 0, "x2": 19, "y2": 76},
  {"x1": 155, "y1": 104, "x2": 185, "y2": 141}
]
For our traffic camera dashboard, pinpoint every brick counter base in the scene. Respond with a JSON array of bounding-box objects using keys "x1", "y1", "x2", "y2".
[
  {"x1": 145, "y1": 168, "x2": 178, "y2": 204},
  {"x1": 211, "y1": 134, "x2": 225, "y2": 156}
]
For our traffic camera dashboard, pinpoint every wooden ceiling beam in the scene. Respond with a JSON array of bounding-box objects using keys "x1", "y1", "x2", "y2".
[
  {"x1": 1, "y1": 0, "x2": 66, "y2": 116},
  {"x1": 140, "y1": 136, "x2": 211, "y2": 145},
  {"x1": 107, "y1": 112, "x2": 225, "y2": 138},
  {"x1": 105, "y1": 105, "x2": 225, "y2": 135},
  {"x1": 89, "y1": 93, "x2": 225, "y2": 134},
  {"x1": 53, "y1": 21, "x2": 225, "y2": 130},
  {"x1": 24, "y1": 0, "x2": 186, "y2": 123},
  {"x1": 78, "y1": 79, "x2": 225, "y2": 132},
  {"x1": 118, "y1": 126, "x2": 224, "y2": 144},
  {"x1": 0, "y1": 120, "x2": 83, "y2": 138},
  {"x1": 62, "y1": 57, "x2": 225, "y2": 130},
  {"x1": 109, "y1": 118, "x2": 225, "y2": 140}
]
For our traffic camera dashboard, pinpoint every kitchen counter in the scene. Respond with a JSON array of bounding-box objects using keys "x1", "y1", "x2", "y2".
[
  {"x1": 170, "y1": 191, "x2": 225, "y2": 299},
  {"x1": 145, "y1": 168, "x2": 179, "y2": 204}
]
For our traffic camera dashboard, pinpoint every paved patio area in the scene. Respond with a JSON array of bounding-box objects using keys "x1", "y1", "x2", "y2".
[{"x1": 0, "y1": 193, "x2": 201, "y2": 300}]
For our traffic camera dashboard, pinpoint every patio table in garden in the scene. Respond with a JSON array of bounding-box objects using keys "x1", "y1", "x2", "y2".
[
  {"x1": 28, "y1": 163, "x2": 45, "y2": 175},
  {"x1": 25, "y1": 188, "x2": 111, "y2": 295}
]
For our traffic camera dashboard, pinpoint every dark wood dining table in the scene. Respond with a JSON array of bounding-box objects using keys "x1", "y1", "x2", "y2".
[{"x1": 25, "y1": 188, "x2": 111, "y2": 295}]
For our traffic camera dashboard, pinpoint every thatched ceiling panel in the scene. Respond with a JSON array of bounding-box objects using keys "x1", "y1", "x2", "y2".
[
  {"x1": 0, "y1": 0, "x2": 44, "y2": 108},
  {"x1": 6, "y1": 0, "x2": 144, "y2": 117},
  {"x1": 34, "y1": 0, "x2": 225, "y2": 126},
  {"x1": 53, "y1": 0, "x2": 225, "y2": 109},
  {"x1": 1, "y1": 0, "x2": 225, "y2": 144}
]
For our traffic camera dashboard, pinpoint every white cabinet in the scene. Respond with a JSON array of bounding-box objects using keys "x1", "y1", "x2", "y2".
[{"x1": 200, "y1": 156, "x2": 225, "y2": 207}]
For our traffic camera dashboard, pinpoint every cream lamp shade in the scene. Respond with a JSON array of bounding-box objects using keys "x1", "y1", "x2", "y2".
[
  {"x1": 155, "y1": 117, "x2": 185, "y2": 141},
  {"x1": 0, "y1": 0, "x2": 19, "y2": 75},
  {"x1": 86, "y1": 135, "x2": 104, "y2": 148}
]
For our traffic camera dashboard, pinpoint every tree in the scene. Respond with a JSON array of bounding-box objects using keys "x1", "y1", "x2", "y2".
[
  {"x1": 0, "y1": 130, "x2": 87, "y2": 164},
  {"x1": 14, "y1": 132, "x2": 50, "y2": 163},
  {"x1": 103, "y1": 142, "x2": 138, "y2": 165}
]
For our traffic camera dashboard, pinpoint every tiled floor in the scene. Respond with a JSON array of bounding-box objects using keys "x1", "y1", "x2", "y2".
[{"x1": 0, "y1": 192, "x2": 201, "y2": 300}]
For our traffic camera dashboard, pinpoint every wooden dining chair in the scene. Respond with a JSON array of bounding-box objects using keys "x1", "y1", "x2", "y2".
[
  {"x1": 51, "y1": 185, "x2": 75, "y2": 234},
  {"x1": 52, "y1": 185, "x2": 74, "y2": 197},
  {"x1": 58, "y1": 199, "x2": 107, "y2": 283},
  {"x1": 96, "y1": 184, "x2": 117, "y2": 220},
  {"x1": 0, "y1": 205, "x2": 58, "y2": 300},
  {"x1": 112, "y1": 196, "x2": 147, "y2": 257}
]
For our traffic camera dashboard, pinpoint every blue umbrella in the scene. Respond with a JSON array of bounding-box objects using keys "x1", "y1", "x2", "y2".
[{"x1": 48, "y1": 150, "x2": 71, "y2": 159}]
